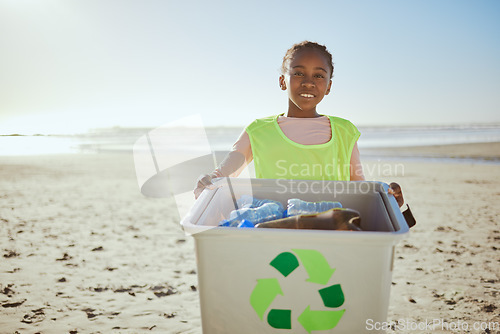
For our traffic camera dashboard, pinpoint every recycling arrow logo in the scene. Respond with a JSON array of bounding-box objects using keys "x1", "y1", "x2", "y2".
[{"x1": 250, "y1": 249, "x2": 345, "y2": 333}]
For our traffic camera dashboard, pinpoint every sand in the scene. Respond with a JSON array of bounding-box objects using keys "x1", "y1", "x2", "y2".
[{"x1": 1, "y1": 143, "x2": 499, "y2": 333}]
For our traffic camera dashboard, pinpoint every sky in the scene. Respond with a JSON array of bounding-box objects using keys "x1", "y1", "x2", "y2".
[{"x1": 1, "y1": 0, "x2": 499, "y2": 134}]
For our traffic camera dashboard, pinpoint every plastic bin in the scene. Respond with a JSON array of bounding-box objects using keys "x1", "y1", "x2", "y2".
[{"x1": 181, "y1": 178, "x2": 409, "y2": 334}]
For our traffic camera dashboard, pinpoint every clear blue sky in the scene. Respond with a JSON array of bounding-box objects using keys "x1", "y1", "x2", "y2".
[{"x1": 1, "y1": 0, "x2": 499, "y2": 134}]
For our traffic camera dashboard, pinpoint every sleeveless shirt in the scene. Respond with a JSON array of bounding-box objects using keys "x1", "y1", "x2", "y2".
[{"x1": 245, "y1": 115, "x2": 360, "y2": 180}]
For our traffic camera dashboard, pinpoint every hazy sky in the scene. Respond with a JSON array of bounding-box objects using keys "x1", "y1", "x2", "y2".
[{"x1": 1, "y1": 0, "x2": 499, "y2": 134}]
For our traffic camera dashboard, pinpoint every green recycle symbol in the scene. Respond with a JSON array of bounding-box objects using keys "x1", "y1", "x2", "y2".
[{"x1": 250, "y1": 249, "x2": 345, "y2": 333}]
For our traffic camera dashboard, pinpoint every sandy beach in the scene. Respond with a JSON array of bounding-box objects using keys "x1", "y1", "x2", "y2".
[{"x1": 1, "y1": 143, "x2": 499, "y2": 333}]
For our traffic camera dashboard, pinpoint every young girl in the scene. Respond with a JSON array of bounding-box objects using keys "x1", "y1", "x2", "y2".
[
  {"x1": 195, "y1": 41, "x2": 362, "y2": 194},
  {"x1": 194, "y1": 41, "x2": 415, "y2": 227}
]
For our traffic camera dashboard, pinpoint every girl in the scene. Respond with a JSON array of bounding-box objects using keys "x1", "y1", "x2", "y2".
[
  {"x1": 194, "y1": 41, "x2": 415, "y2": 228},
  {"x1": 194, "y1": 41, "x2": 363, "y2": 197}
]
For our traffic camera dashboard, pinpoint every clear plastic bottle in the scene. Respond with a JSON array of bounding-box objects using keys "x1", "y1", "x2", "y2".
[
  {"x1": 287, "y1": 198, "x2": 342, "y2": 216},
  {"x1": 219, "y1": 202, "x2": 284, "y2": 227},
  {"x1": 236, "y1": 195, "x2": 284, "y2": 211}
]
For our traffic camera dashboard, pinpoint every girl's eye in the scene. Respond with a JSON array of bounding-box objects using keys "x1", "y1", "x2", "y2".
[
  {"x1": 293, "y1": 72, "x2": 304, "y2": 76},
  {"x1": 314, "y1": 74, "x2": 325, "y2": 79}
]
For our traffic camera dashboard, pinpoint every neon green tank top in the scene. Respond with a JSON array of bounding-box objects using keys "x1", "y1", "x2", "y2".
[{"x1": 245, "y1": 115, "x2": 360, "y2": 181}]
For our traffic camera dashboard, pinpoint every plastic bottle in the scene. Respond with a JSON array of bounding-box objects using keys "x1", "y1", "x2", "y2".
[
  {"x1": 287, "y1": 198, "x2": 342, "y2": 217},
  {"x1": 236, "y1": 195, "x2": 284, "y2": 211},
  {"x1": 219, "y1": 202, "x2": 284, "y2": 227}
]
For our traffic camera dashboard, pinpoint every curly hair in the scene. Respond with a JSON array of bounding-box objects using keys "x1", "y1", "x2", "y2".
[{"x1": 281, "y1": 41, "x2": 334, "y2": 79}]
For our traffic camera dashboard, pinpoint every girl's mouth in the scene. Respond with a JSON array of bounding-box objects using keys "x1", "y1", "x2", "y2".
[{"x1": 300, "y1": 93, "x2": 315, "y2": 98}]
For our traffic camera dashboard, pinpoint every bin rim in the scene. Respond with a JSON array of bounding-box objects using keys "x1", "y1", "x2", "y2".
[{"x1": 180, "y1": 178, "x2": 410, "y2": 239}]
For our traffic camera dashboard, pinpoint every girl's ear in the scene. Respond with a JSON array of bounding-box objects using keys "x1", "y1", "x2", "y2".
[
  {"x1": 325, "y1": 79, "x2": 332, "y2": 95},
  {"x1": 279, "y1": 75, "x2": 287, "y2": 90}
]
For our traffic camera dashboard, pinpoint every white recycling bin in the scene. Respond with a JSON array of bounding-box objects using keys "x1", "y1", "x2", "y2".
[{"x1": 181, "y1": 178, "x2": 410, "y2": 334}]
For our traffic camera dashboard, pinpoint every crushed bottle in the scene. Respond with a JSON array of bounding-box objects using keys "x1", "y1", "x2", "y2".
[
  {"x1": 219, "y1": 196, "x2": 285, "y2": 228},
  {"x1": 287, "y1": 198, "x2": 342, "y2": 216}
]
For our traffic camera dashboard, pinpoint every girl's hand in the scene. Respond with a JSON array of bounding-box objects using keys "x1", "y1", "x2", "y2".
[
  {"x1": 193, "y1": 151, "x2": 245, "y2": 199},
  {"x1": 388, "y1": 182, "x2": 404, "y2": 208},
  {"x1": 194, "y1": 173, "x2": 218, "y2": 199}
]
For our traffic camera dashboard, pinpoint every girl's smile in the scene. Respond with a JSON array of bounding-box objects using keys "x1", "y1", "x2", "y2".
[{"x1": 280, "y1": 48, "x2": 332, "y2": 117}]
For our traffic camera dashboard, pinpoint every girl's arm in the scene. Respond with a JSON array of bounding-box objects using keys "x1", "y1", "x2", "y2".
[
  {"x1": 215, "y1": 131, "x2": 253, "y2": 177},
  {"x1": 350, "y1": 142, "x2": 365, "y2": 181},
  {"x1": 194, "y1": 131, "x2": 252, "y2": 198}
]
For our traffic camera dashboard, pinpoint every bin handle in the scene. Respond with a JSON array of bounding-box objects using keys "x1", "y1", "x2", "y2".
[
  {"x1": 180, "y1": 186, "x2": 218, "y2": 231},
  {"x1": 379, "y1": 182, "x2": 410, "y2": 235}
]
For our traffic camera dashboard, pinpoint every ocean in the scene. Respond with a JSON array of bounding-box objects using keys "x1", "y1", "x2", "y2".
[{"x1": 1, "y1": 124, "x2": 500, "y2": 164}]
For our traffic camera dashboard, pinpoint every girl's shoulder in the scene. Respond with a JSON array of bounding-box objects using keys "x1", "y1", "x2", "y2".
[
  {"x1": 326, "y1": 115, "x2": 359, "y2": 132},
  {"x1": 245, "y1": 115, "x2": 277, "y2": 133}
]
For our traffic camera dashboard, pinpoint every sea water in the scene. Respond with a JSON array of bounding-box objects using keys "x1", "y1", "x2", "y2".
[{"x1": 1, "y1": 125, "x2": 499, "y2": 163}]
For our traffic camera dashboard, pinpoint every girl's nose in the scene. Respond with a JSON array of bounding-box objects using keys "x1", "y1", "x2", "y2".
[{"x1": 301, "y1": 77, "x2": 315, "y2": 87}]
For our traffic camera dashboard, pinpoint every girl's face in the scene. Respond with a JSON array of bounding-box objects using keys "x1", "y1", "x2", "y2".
[{"x1": 279, "y1": 49, "x2": 332, "y2": 117}]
